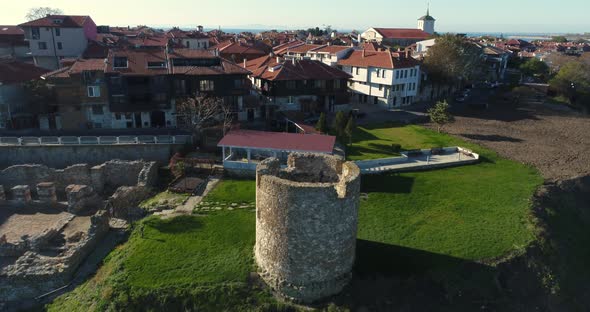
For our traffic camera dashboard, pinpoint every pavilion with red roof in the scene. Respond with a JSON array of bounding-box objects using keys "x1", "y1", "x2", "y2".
[{"x1": 217, "y1": 130, "x2": 336, "y2": 170}]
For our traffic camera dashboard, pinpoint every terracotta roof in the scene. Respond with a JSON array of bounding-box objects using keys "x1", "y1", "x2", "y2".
[
  {"x1": 19, "y1": 15, "x2": 90, "y2": 28},
  {"x1": 83, "y1": 41, "x2": 110, "y2": 58},
  {"x1": 217, "y1": 130, "x2": 336, "y2": 154},
  {"x1": 125, "y1": 35, "x2": 169, "y2": 48},
  {"x1": 0, "y1": 59, "x2": 48, "y2": 84},
  {"x1": 338, "y1": 50, "x2": 419, "y2": 69},
  {"x1": 168, "y1": 49, "x2": 217, "y2": 59},
  {"x1": 69, "y1": 58, "x2": 106, "y2": 73},
  {"x1": 311, "y1": 45, "x2": 352, "y2": 54},
  {"x1": 245, "y1": 56, "x2": 351, "y2": 81},
  {"x1": 214, "y1": 41, "x2": 267, "y2": 56},
  {"x1": 106, "y1": 49, "x2": 168, "y2": 76},
  {"x1": 273, "y1": 40, "x2": 305, "y2": 54},
  {"x1": 0, "y1": 26, "x2": 24, "y2": 36},
  {"x1": 285, "y1": 44, "x2": 323, "y2": 54},
  {"x1": 373, "y1": 28, "x2": 430, "y2": 39}
]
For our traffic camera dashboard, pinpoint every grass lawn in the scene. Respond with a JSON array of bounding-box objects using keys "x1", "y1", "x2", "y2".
[
  {"x1": 139, "y1": 191, "x2": 190, "y2": 210},
  {"x1": 205, "y1": 179, "x2": 256, "y2": 204},
  {"x1": 48, "y1": 124, "x2": 543, "y2": 310},
  {"x1": 48, "y1": 212, "x2": 291, "y2": 311}
]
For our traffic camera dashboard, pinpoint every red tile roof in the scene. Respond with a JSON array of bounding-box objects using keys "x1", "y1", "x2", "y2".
[
  {"x1": 125, "y1": 35, "x2": 169, "y2": 48},
  {"x1": 217, "y1": 130, "x2": 335, "y2": 154},
  {"x1": 245, "y1": 56, "x2": 351, "y2": 81},
  {"x1": 311, "y1": 45, "x2": 352, "y2": 54},
  {"x1": 285, "y1": 44, "x2": 323, "y2": 54},
  {"x1": 373, "y1": 28, "x2": 430, "y2": 40},
  {"x1": 338, "y1": 50, "x2": 419, "y2": 69},
  {"x1": 0, "y1": 59, "x2": 48, "y2": 84},
  {"x1": 106, "y1": 49, "x2": 168, "y2": 76},
  {"x1": 168, "y1": 49, "x2": 217, "y2": 59},
  {"x1": 19, "y1": 15, "x2": 91, "y2": 28},
  {"x1": 0, "y1": 26, "x2": 24, "y2": 36},
  {"x1": 214, "y1": 40, "x2": 267, "y2": 56}
]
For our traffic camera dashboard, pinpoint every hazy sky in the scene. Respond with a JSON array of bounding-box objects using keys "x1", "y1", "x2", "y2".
[{"x1": 2, "y1": 0, "x2": 589, "y2": 33}]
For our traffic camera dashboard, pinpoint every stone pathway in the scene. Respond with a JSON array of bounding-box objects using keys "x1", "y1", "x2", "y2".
[{"x1": 155, "y1": 177, "x2": 221, "y2": 219}]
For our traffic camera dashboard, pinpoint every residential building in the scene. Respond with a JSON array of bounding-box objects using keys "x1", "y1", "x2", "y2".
[
  {"x1": 0, "y1": 59, "x2": 48, "y2": 129},
  {"x1": 306, "y1": 45, "x2": 354, "y2": 66},
  {"x1": 243, "y1": 56, "x2": 351, "y2": 116},
  {"x1": 19, "y1": 15, "x2": 97, "y2": 70},
  {"x1": 40, "y1": 58, "x2": 108, "y2": 130},
  {"x1": 167, "y1": 28, "x2": 210, "y2": 49},
  {"x1": 213, "y1": 40, "x2": 267, "y2": 63},
  {"x1": 482, "y1": 45, "x2": 510, "y2": 81},
  {"x1": 338, "y1": 50, "x2": 421, "y2": 109},
  {"x1": 0, "y1": 26, "x2": 30, "y2": 60}
]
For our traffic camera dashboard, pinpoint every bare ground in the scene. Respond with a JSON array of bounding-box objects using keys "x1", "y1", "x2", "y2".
[{"x1": 429, "y1": 94, "x2": 590, "y2": 181}]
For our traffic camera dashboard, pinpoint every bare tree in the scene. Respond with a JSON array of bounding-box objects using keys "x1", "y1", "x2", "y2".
[
  {"x1": 176, "y1": 95, "x2": 234, "y2": 136},
  {"x1": 25, "y1": 7, "x2": 64, "y2": 21}
]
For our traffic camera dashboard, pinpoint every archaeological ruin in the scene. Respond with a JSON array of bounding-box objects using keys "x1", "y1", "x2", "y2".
[
  {"x1": 0, "y1": 160, "x2": 159, "y2": 304},
  {"x1": 255, "y1": 153, "x2": 361, "y2": 302}
]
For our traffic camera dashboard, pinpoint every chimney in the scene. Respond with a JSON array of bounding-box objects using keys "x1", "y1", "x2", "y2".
[{"x1": 243, "y1": 58, "x2": 247, "y2": 68}]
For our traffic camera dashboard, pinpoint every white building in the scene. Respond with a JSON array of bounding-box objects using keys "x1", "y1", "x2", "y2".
[
  {"x1": 417, "y1": 8, "x2": 436, "y2": 35},
  {"x1": 19, "y1": 15, "x2": 97, "y2": 70},
  {"x1": 338, "y1": 50, "x2": 422, "y2": 109}
]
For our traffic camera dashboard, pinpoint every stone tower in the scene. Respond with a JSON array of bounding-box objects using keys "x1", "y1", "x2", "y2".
[
  {"x1": 418, "y1": 6, "x2": 436, "y2": 35},
  {"x1": 255, "y1": 153, "x2": 361, "y2": 302}
]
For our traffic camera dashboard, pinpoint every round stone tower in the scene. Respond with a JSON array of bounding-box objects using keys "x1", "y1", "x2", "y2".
[{"x1": 255, "y1": 153, "x2": 361, "y2": 302}]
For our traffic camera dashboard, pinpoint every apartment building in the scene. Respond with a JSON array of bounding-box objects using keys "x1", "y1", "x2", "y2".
[
  {"x1": 19, "y1": 15, "x2": 97, "y2": 70},
  {"x1": 338, "y1": 49, "x2": 421, "y2": 109}
]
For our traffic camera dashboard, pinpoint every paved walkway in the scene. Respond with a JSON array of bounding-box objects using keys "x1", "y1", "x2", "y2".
[
  {"x1": 155, "y1": 177, "x2": 221, "y2": 219},
  {"x1": 357, "y1": 150, "x2": 479, "y2": 175}
]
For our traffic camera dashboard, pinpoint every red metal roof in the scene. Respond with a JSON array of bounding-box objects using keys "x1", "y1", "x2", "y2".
[{"x1": 217, "y1": 130, "x2": 335, "y2": 154}]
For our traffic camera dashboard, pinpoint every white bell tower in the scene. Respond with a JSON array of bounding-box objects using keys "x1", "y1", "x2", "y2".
[{"x1": 418, "y1": 5, "x2": 436, "y2": 35}]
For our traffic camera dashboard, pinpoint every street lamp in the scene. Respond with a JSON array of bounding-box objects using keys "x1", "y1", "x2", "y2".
[{"x1": 570, "y1": 82, "x2": 577, "y2": 104}]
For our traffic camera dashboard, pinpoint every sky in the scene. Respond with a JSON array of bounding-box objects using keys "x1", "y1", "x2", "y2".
[{"x1": 1, "y1": 0, "x2": 589, "y2": 34}]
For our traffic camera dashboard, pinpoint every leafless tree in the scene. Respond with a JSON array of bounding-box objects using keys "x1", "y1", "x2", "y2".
[
  {"x1": 25, "y1": 7, "x2": 64, "y2": 21},
  {"x1": 176, "y1": 95, "x2": 234, "y2": 136}
]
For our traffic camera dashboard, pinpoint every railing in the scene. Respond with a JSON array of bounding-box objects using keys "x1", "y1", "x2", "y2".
[{"x1": 0, "y1": 135, "x2": 192, "y2": 146}]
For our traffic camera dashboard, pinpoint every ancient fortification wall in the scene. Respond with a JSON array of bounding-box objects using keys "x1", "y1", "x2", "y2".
[
  {"x1": 0, "y1": 160, "x2": 158, "y2": 197},
  {"x1": 0, "y1": 144, "x2": 181, "y2": 169},
  {"x1": 255, "y1": 153, "x2": 361, "y2": 303}
]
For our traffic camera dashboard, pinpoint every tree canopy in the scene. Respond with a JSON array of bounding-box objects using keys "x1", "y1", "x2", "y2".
[
  {"x1": 25, "y1": 7, "x2": 63, "y2": 21},
  {"x1": 549, "y1": 61, "x2": 590, "y2": 111},
  {"x1": 428, "y1": 100, "x2": 455, "y2": 132},
  {"x1": 520, "y1": 58, "x2": 549, "y2": 80},
  {"x1": 423, "y1": 34, "x2": 485, "y2": 84}
]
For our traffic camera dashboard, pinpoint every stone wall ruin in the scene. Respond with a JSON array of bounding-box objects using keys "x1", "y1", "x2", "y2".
[{"x1": 255, "y1": 153, "x2": 361, "y2": 303}]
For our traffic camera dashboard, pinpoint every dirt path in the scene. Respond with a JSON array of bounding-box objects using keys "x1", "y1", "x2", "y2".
[
  {"x1": 432, "y1": 93, "x2": 590, "y2": 181},
  {"x1": 156, "y1": 177, "x2": 221, "y2": 219}
]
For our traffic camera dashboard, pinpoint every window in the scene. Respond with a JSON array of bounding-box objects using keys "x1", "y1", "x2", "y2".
[
  {"x1": 288, "y1": 96, "x2": 294, "y2": 103},
  {"x1": 379, "y1": 84, "x2": 383, "y2": 91},
  {"x1": 31, "y1": 27, "x2": 40, "y2": 39},
  {"x1": 376, "y1": 69, "x2": 381, "y2": 78},
  {"x1": 395, "y1": 70, "x2": 400, "y2": 79},
  {"x1": 334, "y1": 79, "x2": 342, "y2": 89},
  {"x1": 91, "y1": 105, "x2": 103, "y2": 115},
  {"x1": 405, "y1": 70, "x2": 408, "y2": 78},
  {"x1": 115, "y1": 113, "x2": 122, "y2": 120},
  {"x1": 57, "y1": 42, "x2": 62, "y2": 50},
  {"x1": 153, "y1": 93, "x2": 167, "y2": 102},
  {"x1": 111, "y1": 96, "x2": 126, "y2": 105},
  {"x1": 286, "y1": 81, "x2": 296, "y2": 89},
  {"x1": 314, "y1": 80, "x2": 326, "y2": 89},
  {"x1": 113, "y1": 57, "x2": 128, "y2": 68},
  {"x1": 234, "y1": 79, "x2": 243, "y2": 88},
  {"x1": 185, "y1": 41, "x2": 190, "y2": 48},
  {"x1": 355, "y1": 67, "x2": 359, "y2": 75},
  {"x1": 87, "y1": 86, "x2": 101, "y2": 97},
  {"x1": 199, "y1": 80, "x2": 214, "y2": 91},
  {"x1": 383, "y1": 70, "x2": 386, "y2": 78},
  {"x1": 38, "y1": 42, "x2": 47, "y2": 50},
  {"x1": 147, "y1": 61, "x2": 166, "y2": 68},
  {"x1": 55, "y1": 28, "x2": 61, "y2": 36}
]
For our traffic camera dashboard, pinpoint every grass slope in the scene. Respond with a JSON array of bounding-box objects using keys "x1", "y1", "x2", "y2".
[
  {"x1": 204, "y1": 179, "x2": 256, "y2": 204},
  {"x1": 48, "y1": 213, "x2": 289, "y2": 311}
]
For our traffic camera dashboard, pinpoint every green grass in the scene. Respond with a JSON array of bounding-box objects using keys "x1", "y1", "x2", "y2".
[
  {"x1": 347, "y1": 124, "x2": 470, "y2": 160},
  {"x1": 48, "y1": 213, "x2": 292, "y2": 311},
  {"x1": 47, "y1": 124, "x2": 543, "y2": 310},
  {"x1": 139, "y1": 191, "x2": 190, "y2": 210},
  {"x1": 205, "y1": 179, "x2": 256, "y2": 204}
]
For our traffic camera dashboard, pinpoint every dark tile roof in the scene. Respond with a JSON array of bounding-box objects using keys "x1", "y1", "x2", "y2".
[
  {"x1": 245, "y1": 56, "x2": 351, "y2": 81},
  {"x1": 0, "y1": 59, "x2": 48, "y2": 84}
]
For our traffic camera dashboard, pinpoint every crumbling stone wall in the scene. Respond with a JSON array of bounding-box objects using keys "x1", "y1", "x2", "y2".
[
  {"x1": 0, "y1": 210, "x2": 109, "y2": 302},
  {"x1": 255, "y1": 153, "x2": 361, "y2": 303},
  {"x1": 0, "y1": 160, "x2": 158, "y2": 198}
]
